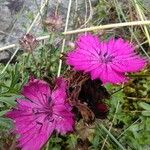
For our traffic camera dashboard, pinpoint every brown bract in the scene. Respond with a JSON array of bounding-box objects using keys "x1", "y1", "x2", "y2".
[{"x1": 19, "y1": 34, "x2": 39, "y2": 52}]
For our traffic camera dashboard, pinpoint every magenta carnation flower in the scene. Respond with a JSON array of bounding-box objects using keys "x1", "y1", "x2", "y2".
[
  {"x1": 66, "y1": 34, "x2": 147, "y2": 84},
  {"x1": 6, "y1": 78, "x2": 74, "y2": 150}
]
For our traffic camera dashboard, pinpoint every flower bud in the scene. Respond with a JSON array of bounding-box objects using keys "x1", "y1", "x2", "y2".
[{"x1": 44, "y1": 14, "x2": 62, "y2": 32}]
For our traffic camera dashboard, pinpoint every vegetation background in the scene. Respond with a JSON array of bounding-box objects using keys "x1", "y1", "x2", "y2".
[{"x1": 0, "y1": 0, "x2": 150, "y2": 149}]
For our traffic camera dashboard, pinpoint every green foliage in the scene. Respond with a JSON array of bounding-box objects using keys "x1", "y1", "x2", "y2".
[
  {"x1": 0, "y1": 40, "x2": 59, "y2": 139},
  {"x1": 121, "y1": 116, "x2": 150, "y2": 150},
  {"x1": 139, "y1": 102, "x2": 150, "y2": 116},
  {"x1": 45, "y1": 134, "x2": 78, "y2": 150},
  {"x1": 103, "y1": 80, "x2": 150, "y2": 150}
]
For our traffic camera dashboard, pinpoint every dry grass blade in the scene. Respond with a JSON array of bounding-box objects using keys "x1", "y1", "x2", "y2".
[
  {"x1": 133, "y1": 0, "x2": 150, "y2": 46},
  {"x1": 63, "y1": 20, "x2": 150, "y2": 35}
]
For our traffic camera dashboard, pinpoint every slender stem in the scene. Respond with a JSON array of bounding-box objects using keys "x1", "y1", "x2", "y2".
[
  {"x1": 1, "y1": 47, "x2": 20, "y2": 75},
  {"x1": 0, "y1": 44, "x2": 17, "y2": 52},
  {"x1": 127, "y1": 96, "x2": 150, "y2": 102},
  {"x1": 57, "y1": 0, "x2": 72, "y2": 77},
  {"x1": 1, "y1": 20, "x2": 150, "y2": 52}
]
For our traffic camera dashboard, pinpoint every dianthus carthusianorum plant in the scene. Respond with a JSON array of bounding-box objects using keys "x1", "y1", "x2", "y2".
[{"x1": 5, "y1": 33, "x2": 147, "y2": 150}]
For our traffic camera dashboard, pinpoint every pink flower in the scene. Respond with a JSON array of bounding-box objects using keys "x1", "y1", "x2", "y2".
[
  {"x1": 66, "y1": 34, "x2": 147, "y2": 84},
  {"x1": 6, "y1": 78, "x2": 74, "y2": 150}
]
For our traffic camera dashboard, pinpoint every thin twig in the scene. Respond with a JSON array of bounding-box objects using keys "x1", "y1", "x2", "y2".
[
  {"x1": 0, "y1": 44, "x2": 17, "y2": 52},
  {"x1": 57, "y1": 0, "x2": 72, "y2": 77},
  {"x1": 0, "y1": 35, "x2": 50, "y2": 52},
  {"x1": 127, "y1": 97, "x2": 150, "y2": 102},
  {"x1": 63, "y1": 20, "x2": 150, "y2": 35},
  {"x1": 37, "y1": 35, "x2": 50, "y2": 40}
]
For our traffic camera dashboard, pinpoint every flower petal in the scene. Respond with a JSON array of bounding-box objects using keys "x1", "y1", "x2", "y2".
[
  {"x1": 53, "y1": 105, "x2": 74, "y2": 134},
  {"x1": 76, "y1": 33, "x2": 101, "y2": 56},
  {"x1": 51, "y1": 77, "x2": 68, "y2": 104},
  {"x1": 19, "y1": 121, "x2": 55, "y2": 150},
  {"x1": 22, "y1": 79, "x2": 51, "y2": 106},
  {"x1": 99, "y1": 65, "x2": 127, "y2": 84},
  {"x1": 7, "y1": 108, "x2": 55, "y2": 150},
  {"x1": 107, "y1": 38, "x2": 134, "y2": 55},
  {"x1": 112, "y1": 55, "x2": 147, "y2": 72},
  {"x1": 6, "y1": 77, "x2": 75, "y2": 150}
]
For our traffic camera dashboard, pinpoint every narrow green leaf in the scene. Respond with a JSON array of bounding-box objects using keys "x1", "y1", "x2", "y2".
[
  {"x1": 0, "y1": 95, "x2": 21, "y2": 106},
  {"x1": 141, "y1": 111, "x2": 150, "y2": 116},
  {"x1": 0, "y1": 110, "x2": 10, "y2": 116},
  {"x1": 99, "y1": 124, "x2": 126, "y2": 150},
  {"x1": 139, "y1": 102, "x2": 150, "y2": 110}
]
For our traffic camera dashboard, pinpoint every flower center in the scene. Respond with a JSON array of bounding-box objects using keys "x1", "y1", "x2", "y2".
[
  {"x1": 32, "y1": 96, "x2": 54, "y2": 122},
  {"x1": 32, "y1": 107, "x2": 52, "y2": 115},
  {"x1": 101, "y1": 52, "x2": 114, "y2": 63}
]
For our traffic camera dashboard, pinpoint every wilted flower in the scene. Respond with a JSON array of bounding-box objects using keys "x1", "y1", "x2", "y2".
[
  {"x1": 66, "y1": 34, "x2": 147, "y2": 84},
  {"x1": 6, "y1": 77, "x2": 74, "y2": 150},
  {"x1": 19, "y1": 34, "x2": 39, "y2": 52},
  {"x1": 95, "y1": 103, "x2": 108, "y2": 119}
]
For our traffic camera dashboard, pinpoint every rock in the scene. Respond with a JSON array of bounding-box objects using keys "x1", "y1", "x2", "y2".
[
  {"x1": 0, "y1": 51, "x2": 11, "y2": 63},
  {"x1": 0, "y1": 5, "x2": 12, "y2": 62},
  {"x1": 47, "y1": 0, "x2": 98, "y2": 31},
  {"x1": 6, "y1": 0, "x2": 24, "y2": 14},
  {"x1": 0, "y1": 5, "x2": 12, "y2": 42},
  {"x1": 0, "y1": 0, "x2": 99, "y2": 63},
  {"x1": 143, "y1": 0, "x2": 150, "y2": 12}
]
